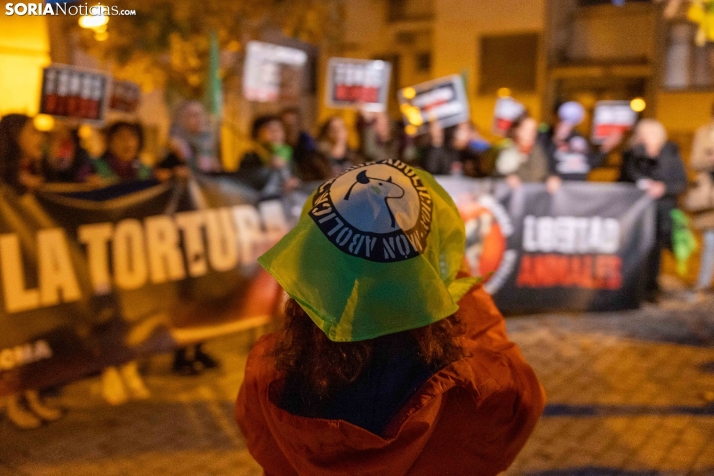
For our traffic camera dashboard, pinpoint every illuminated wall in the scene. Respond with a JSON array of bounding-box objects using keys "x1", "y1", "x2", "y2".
[
  {"x1": 333, "y1": 0, "x2": 546, "y2": 138},
  {"x1": 433, "y1": 0, "x2": 546, "y2": 137},
  {"x1": 0, "y1": 14, "x2": 51, "y2": 116}
]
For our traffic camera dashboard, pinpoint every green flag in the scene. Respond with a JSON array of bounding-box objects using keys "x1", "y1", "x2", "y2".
[
  {"x1": 671, "y1": 209, "x2": 698, "y2": 277},
  {"x1": 204, "y1": 29, "x2": 222, "y2": 118},
  {"x1": 258, "y1": 160, "x2": 479, "y2": 342}
]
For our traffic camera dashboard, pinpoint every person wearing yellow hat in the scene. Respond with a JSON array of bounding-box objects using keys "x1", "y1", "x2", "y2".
[{"x1": 235, "y1": 159, "x2": 545, "y2": 475}]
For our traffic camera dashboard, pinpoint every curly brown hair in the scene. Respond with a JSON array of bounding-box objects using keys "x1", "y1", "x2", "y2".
[{"x1": 271, "y1": 297, "x2": 466, "y2": 415}]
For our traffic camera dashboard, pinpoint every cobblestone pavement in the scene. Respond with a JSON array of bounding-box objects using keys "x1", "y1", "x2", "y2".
[{"x1": 2, "y1": 284, "x2": 714, "y2": 475}]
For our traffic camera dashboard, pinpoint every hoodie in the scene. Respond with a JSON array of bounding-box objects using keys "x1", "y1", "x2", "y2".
[{"x1": 235, "y1": 284, "x2": 545, "y2": 476}]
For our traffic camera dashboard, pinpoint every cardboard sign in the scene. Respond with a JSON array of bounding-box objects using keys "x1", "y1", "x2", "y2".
[
  {"x1": 109, "y1": 80, "x2": 141, "y2": 113},
  {"x1": 592, "y1": 101, "x2": 638, "y2": 143},
  {"x1": 397, "y1": 75, "x2": 469, "y2": 134},
  {"x1": 39, "y1": 64, "x2": 109, "y2": 123},
  {"x1": 325, "y1": 58, "x2": 391, "y2": 112},
  {"x1": 242, "y1": 41, "x2": 308, "y2": 102},
  {"x1": 492, "y1": 97, "x2": 525, "y2": 136}
]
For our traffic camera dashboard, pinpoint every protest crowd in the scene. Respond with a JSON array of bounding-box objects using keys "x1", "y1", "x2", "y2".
[{"x1": 1, "y1": 47, "x2": 714, "y2": 474}]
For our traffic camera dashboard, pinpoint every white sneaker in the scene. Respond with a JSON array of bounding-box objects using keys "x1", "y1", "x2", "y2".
[
  {"x1": 119, "y1": 361, "x2": 150, "y2": 400},
  {"x1": 4, "y1": 395, "x2": 42, "y2": 430},
  {"x1": 101, "y1": 367, "x2": 129, "y2": 406},
  {"x1": 24, "y1": 390, "x2": 63, "y2": 422}
]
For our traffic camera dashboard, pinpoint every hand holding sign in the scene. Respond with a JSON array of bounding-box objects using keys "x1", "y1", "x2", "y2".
[
  {"x1": 325, "y1": 58, "x2": 391, "y2": 112},
  {"x1": 592, "y1": 101, "x2": 638, "y2": 145},
  {"x1": 398, "y1": 75, "x2": 470, "y2": 135},
  {"x1": 243, "y1": 41, "x2": 307, "y2": 103}
]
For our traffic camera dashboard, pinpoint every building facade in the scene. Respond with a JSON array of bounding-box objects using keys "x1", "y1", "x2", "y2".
[{"x1": 334, "y1": 0, "x2": 714, "y2": 165}]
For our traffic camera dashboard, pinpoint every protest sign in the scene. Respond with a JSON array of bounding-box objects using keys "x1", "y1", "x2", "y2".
[
  {"x1": 325, "y1": 58, "x2": 391, "y2": 112},
  {"x1": 39, "y1": 64, "x2": 109, "y2": 123},
  {"x1": 397, "y1": 75, "x2": 470, "y2": 134},
  {"x1": 109, "y1": 79, "x2": 141, "y2": 113},
  {"x1": 591, "y1": 100, "x2": 638, "y2": 143},
  {"x1": 242, "y1": 41, "x2": 308, "y2": 102},
  {"x1": 492, "y1": 96, "x2": 525, "y2": 136}
]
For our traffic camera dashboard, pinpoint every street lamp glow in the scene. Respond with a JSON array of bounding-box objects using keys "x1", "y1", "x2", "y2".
[
  {"x1": 33, "y1": 114, "x2": 55, "y2": 132},
  {"x1": 630, "y1": 97, "x2": 646, "y2": 113},
  {"x1": 402, "y1": 87, "x2": 416, "y2": 100},
  {"x1": 78, "y1": 124, "x2": 93, "y2": 139},
  {"x1": 79, "y1": 13, "x2": 109, "y2": 29},
  {"x1": 406, "y1": 107, "x2": 423, "y2": 126}
]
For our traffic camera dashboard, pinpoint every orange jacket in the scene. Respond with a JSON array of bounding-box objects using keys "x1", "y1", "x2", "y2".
[{"x1": 235, "y1": 285, "x2": 546, "y2": 476}]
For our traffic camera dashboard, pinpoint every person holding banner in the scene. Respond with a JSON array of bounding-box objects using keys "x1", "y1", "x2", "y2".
[
  {"x1": 236, "y1": 160, "x2": 545, "y2": 475},
  {"x1": 423, "y1": 120, "x2": 461, "y2": 175},
  {"x1": 0, "y1": 114, "x2": 45, "y2": 193},
  {"x1": 94, "y1": 122, "x2": 153, "y2": 181},
  {"x1": 164, "y1": 101, "x2": 222, "y2": 174},
  {"x1": 687, "y1": 109, "x2": 714, "y2": 300},
  {"x1": 358, "y1": 110, "x2": 400, "y2": 163},
  {"x1": 302, "y1": 115, "x2": 363, "y2": 180},
  {"x1": 542, "y1": 101, "x2": 621, "y2": 192},
  {"x1": 620, "y1": 119, "x2": 688, "y2": 302},
  {"x1": 238, "y1": 115, "x2": 300, "y2": 196},
  {"x1": 494, "y1": 115, "x2": 549, "y2": 188},
  {"x1": 281, "y1": 107, "x2": 317, "y2": 167},
  {"x1": 0, "y1": 114, "x2": 66, "y2": 429},
  {"x1": 423, "y1": 121, "x2": 485, "y2": 177},
  {"x1": 42, "y1": 124, "x2": 96, "y2": 184}
]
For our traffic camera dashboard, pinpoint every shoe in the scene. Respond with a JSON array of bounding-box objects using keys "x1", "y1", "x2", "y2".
[
  {"x1": 119, "y1": 361, "x2": 150, "y2": 400},
  {"x1": 4, "y1": 395, "x2": 42, "y2": 430},
  {"x1": 24, "y1": 390, "x2": 63, "y2": 422},
  {"x1": 194, "y1": 348, "x2": 220, "y2": 370},
  {"x1": 101, "y1": 367, "x2": 129, "y2": 406}
]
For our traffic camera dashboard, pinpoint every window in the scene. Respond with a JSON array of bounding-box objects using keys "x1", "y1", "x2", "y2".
[
  {"x1": 577, "y1": 0, "x2": 650, "y2": 6},
  {"x1": 479, "y1": 33, "x2": 539, "y2": 95},
  {"x1": 387, "y1": 0, "x2": 434, "y2": 22},
  {"x1": 415, "y1": 52, "x2": 431, "y2": 73},
  {"x1": 663, "y1": 22, "x2": 714, "y2": 90}
]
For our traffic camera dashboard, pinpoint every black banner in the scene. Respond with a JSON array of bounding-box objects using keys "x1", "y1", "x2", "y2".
[
  {"x1": 439, "y1": 178, "x2": 656, "y2": 314},
  {"x1": 0, "y1": 176, "x2": 655, "y2": 395},
  {"x1": 0, "y1": 175, "x2": 310, "y2": 396}
]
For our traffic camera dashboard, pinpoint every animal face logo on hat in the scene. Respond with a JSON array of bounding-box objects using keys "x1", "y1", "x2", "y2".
[{"x1": 309, "y1": 160, "x2": 432, "y2": 263}]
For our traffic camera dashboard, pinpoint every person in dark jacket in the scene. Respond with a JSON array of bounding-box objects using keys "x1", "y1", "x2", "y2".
[
  {"x1": 42, "y1": 125, "x2": 95, "y2": 183},
  {"x1": 298, "y1": 115, "x2": 363, "y2": 181},
  {"x1": 424, "y1": 121, "x2": 487, "y2": 177},
  {"x1": 281, "y1": 106, "x2": 317, "y2": 167},
  {"x1": 0, "y1": 114, "x2": 65, "y2": 429},
  {"x1": 236, "y1": 160, "x2": 545, "y2": 475},
  {"x1": 237, "y1": 115, "x2": 299, "y2": 195},
  {"x1": 0, "y1": 113, "x2": 45, "y2": 193},
  {"x1": 541, "y1": 101, "x2": 621, "y2": 192},
  {"x1": 619, "y1": 119, "x2": 688, "y2": 302},
  {"x1": 423, "y1": 120, "x2": 460, "y2": 175}
]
